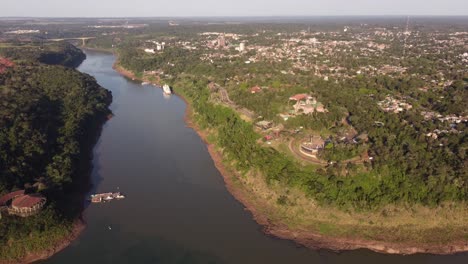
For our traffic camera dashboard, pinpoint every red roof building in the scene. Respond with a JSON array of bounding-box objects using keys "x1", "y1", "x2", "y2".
[
  {"x1": 0, "y1": 190, "x2": 25, "y2": 206},
  {"x1": 12, "y1": 195, "x2": 45, "y2": 208},
  {"x1": 7, "y1": 193, "x2": 46, "y2": 217},
  {"x1": 250, "y1": 86, "x2": 262, "y2": 94},
  {"x1": 289, "y1": 93, "x2": 309, "y2": 101},
  {"x1": 0, "y1": 57, "x2": 15, "y2": 74}
]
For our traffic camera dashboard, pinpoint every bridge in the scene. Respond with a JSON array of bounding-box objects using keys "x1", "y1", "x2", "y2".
[{"x1": 46, "y1": 37, "x2": 96, "y2": 46}]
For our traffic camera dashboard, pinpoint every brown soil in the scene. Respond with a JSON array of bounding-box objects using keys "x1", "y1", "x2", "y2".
[
  {"x1": 116, "y1": 62, "x2": 468, "y2": 255},
  {"x1": 0, "y1": 220, "x2": 86, "y2": 264},
  {"x1": 113, "y1": 62, "x2": 161, "y2": 87}
]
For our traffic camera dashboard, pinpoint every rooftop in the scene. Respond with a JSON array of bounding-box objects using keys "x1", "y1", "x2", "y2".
[
  {"x1": 289, "y1": 93, "x2": 310, "y2": 101},
  {"x1": 0, "y1": 190, "x2": 25, "y2": 206},
  {"x1": 11, "y1": 194, "x2": 46, "y2": 209}
]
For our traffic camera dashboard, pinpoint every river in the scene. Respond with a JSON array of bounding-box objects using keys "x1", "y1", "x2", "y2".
[{"x1": 42, "y1": 51, "x2": 467, "y2": 264}]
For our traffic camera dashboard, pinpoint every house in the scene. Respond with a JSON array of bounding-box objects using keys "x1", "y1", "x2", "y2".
[
  {"x1": 300, "y1": 136, "x2": 325, "y2": 157},
  {"x1": 250, "y1": 86, "x2": 262, "y2": 94},
  {"x1": 255, "y1": 120, "x2": 273, "y2": 130},
  {"x1": 144, "y1": 48, "x2": 156, "y2": 54},
  {"x1": 0, "y1": 190, "x2": 25, "y2": 209},
  {"x1": 315, "y1": 103, "x2": 327, "y2": 113},
  {"x1": 8, "y1": 194, "x2": 46, "y2": 217},
  {"x1": 0, "y1": 57, "x2": 15, "y2": 74},
  {"x1": 289, "y1": 93, "x2": 309, "y2": 101},
  {"x1": 0, "y1": 190, "x2": 46, "y2": 217},
  {"x1": 289, "y1": 94, "x2": 327, "y2": 114}
]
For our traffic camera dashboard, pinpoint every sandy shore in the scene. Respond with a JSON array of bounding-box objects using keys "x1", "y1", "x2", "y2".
[{"x1": 113, "y1": 62, "x2": 468, "y2": 255}]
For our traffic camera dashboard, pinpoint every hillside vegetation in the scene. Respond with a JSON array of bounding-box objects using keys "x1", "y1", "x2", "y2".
[{"x1": 0, "y1": 43, "x2": 111, "y2": 260}]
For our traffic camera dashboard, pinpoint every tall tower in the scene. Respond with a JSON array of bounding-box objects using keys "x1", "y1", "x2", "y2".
[{"x1": 218, "y1": 34, "x2": 226, "y2": 48}]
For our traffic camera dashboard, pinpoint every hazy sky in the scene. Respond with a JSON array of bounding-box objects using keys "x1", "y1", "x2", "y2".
[{"x1": 1, "y1": 0, "x2": 467, "y2": 17}]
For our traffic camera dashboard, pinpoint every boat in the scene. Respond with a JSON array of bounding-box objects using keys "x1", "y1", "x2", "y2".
[
  {"x1": 163, "y1": 84, "x2": 172, "y2": 95},
  {"x1": 91, "y1": 196, "x2": 102, "y2": 203},
  {"x1": 114, "y1": 193, "x2": 125, "y2": 199},
  {"x1": 103, "y1": 196, "x2": 114, "y2": 201},
  {"x1": 142, "y1": 81, "x2": 150, "y2": 85},
  {"x1": 89, "y1": 192, "x2": 125, "y2": 203}
]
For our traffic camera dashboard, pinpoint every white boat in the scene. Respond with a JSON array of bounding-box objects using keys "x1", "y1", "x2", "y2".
[
  {"x1": 163, "y1": 84, "x2": 172, "y2": 95},
  {"x1": 142, "y1": 82, "x2": 150, "y2": 85},
  {"x1": 115, "y1": 194, "x2": 125, "y2": 199},
  {"x1": 103, "y1": 196, "x2": 114, "y2": 201}
]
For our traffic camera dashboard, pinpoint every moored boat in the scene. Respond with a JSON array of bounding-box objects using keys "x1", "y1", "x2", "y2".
[
  {"x1": 89, "y1": 192, "x2": 125, "y2": 203},
  {"x1": 163, "y1": 84, "x2": 172, "y2": 95}
]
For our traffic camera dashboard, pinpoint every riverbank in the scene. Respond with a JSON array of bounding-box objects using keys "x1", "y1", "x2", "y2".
[
  {"x1": 113, "y1": 62, "x2": 468, "y2": 255},
  {"x1": 0, "y1": 220, "x2": 85, "y2": 264}
]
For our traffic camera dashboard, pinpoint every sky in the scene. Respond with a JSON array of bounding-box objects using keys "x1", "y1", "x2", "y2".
[{"x1": 1, "y1": 0, "x2": 467, "y2": 17}]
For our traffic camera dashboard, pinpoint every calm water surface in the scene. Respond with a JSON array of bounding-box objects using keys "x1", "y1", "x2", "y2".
[{"x1": 43, "y1": 51, "x2": 467, "y2": 264}]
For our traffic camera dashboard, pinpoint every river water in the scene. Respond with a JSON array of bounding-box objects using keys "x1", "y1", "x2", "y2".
[{"x1": 43, "y1": 51, "x2": 467, "y2": 264}]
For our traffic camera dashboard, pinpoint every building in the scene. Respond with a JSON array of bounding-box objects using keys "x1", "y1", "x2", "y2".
[
  {"x1": 250, "y1": 86, "x2": 262, "y2": 94},
  {"x1": 289, "y1": 94, "x2": 327, "y2": 114},
  {"x1": 0, "y1": 190, "x2": 25, "y2": 210},
  {"x1": 0, "y1": 190, "x2": 46, "y2": 218},
  {"x1": 218, "y1": 35, "x2": 226, "y2": 48},
  {"x1": 377, "y1": 95, "x2": 412, "y2": 113},
  {"x1": 155, "y1": 42, "x2": 165, "y2": 51},
  {"x1": 0, "y1": 57, "x2": 15, "y2": 74},
  {"x1": 8, "y1": 194, "x2": 46, "y2": 217},
  {"x1": 289, "y1": 94, "x2": 309, "y2": 101},
  {"x1": 300, "y1": 136, "x2": 325, "y2": 158},
  {"x1": 144, "y1": 48, "x2": 156, "y2": 54},
  {"x1": 239, "y1": 42, "x2": 246, "y2": 51},
  {"x1": 255, "y1": 120, "x2": 273, "y2": 130}
]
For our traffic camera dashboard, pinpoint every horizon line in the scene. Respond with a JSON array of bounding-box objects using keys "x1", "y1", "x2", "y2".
[{"x1": 1, "y1": 15, "x2": 468, "y2": 19}]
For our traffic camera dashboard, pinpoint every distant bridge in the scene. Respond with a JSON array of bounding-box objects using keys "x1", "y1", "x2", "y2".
[{"x1": 46, "y1": 37, "x2": 96, "y2": 46}]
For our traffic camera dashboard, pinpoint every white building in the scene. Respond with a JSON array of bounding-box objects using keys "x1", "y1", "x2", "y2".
[
  {"x1": 144, "y1": 49, "x2": 156, "y2": 54},
  {"x1": 156, "y1": 42, "x2": 166, "y2": 51},
  {"x1": 239, "y1": 42, "x2": 246, "y2": 51}
]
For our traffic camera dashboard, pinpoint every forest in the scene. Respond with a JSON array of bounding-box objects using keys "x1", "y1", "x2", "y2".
[
  {"x1": 0, "y1": 43, "x2": 112, "y2": 260},
  {"x1": 0, "y1": 42, "x2": 86, "y2": 68}
]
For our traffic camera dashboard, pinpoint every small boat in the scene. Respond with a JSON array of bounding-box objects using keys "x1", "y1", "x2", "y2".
[
  {"x1": 163, "y1": 84, "x2": 172, "y2": 95},
  {"x1": 142, "y1": 82, "x2": 150, "y2": 85},
  {"x1": 114, "y1": 193, "x2": 125, "y2": 199},
  {"x1": 103, "y1": 196, "x2": 114, "y2": 201},
  {"x1": 91, "y1": 196, "x2": 102, "y2": 203}
]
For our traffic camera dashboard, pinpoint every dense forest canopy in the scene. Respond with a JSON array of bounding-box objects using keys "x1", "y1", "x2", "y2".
[
  {"x1": 0, "y1": 65, "x2": 111, "y2": 191},
  {"x1": 0, "y1": 42, "x2": 111, "y2": 259},
  {"x1": 0, "y1": 42, "x2": 86, "y2": 68}
]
